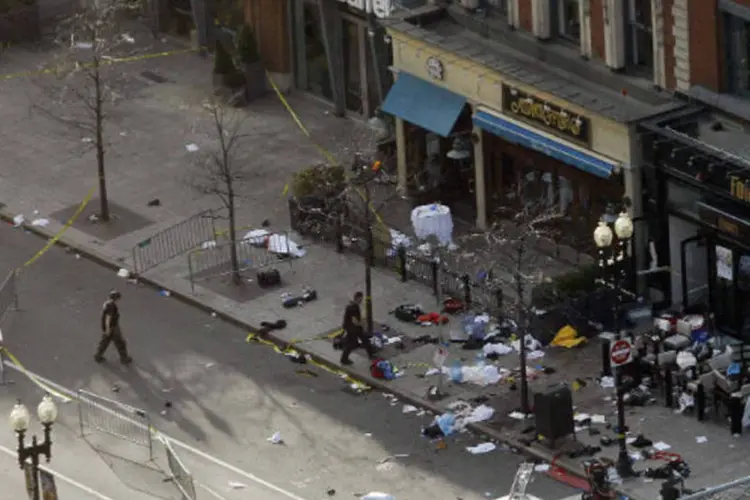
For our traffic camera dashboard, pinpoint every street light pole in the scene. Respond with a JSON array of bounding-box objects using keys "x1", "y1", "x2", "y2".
[
  {"x1": 594, "y1": 213, "x2": 636, "y2": 479},
  {"x1": 9, "y1": 395, "x2": 58, "y2": 500}
]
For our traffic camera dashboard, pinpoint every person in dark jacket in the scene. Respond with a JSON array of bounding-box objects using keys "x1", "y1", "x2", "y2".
[
  {"x1": 340, "y1": 291, "x2": 375, "y2": 365},
  {"x1": 95, "y1": 290, "x2": 132, "y2": 364}
]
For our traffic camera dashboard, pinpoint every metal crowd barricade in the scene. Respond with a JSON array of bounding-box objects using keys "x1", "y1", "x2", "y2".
[
  {"x1": 163, "y1": 437, "x2": 196, "y2": 500},
  {"x1": 0, "y1": 270, "x2": 19, "y2": 325},
  {"x1": 77, "y1": 389, "x2": 153, "y2": 460},
  {"x1": 186, "y1": 231, "x2": 293, "y2": 292},
  {"x1": 131, "y1": 209, "x2": 217, "y2": 274}
]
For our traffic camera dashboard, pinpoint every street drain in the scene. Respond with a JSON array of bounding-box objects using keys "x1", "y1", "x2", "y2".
[{"x1": 140, "y1": 71, "x2": 168, "y2": 83}]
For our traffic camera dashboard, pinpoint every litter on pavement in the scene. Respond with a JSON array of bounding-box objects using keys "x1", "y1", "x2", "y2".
[
  {"x1": 267, "y1": 431, "x2": 283, "y2": 444},
  {"x1": 31, "y1": 218, "x2": 49, "y2": 227},
  {"x1": 185, "y1": 143, "x2": 199, "y2": 152},
  {"x1": 466, "y1": 442, "x2": 496, "y2": 454}
]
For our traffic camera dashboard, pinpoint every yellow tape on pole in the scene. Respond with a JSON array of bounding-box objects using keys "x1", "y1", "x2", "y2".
[
  {"x1": 1, "y1": 348, "x2": 73, "y2": 403},
  {"x1": 23, "y1": 186, "x2": 96, "y2": 268}
]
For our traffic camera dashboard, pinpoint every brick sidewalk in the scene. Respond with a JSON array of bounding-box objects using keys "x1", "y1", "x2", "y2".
[{"x1": 2, "y1": 40, "x2": 749, "y2": 499}]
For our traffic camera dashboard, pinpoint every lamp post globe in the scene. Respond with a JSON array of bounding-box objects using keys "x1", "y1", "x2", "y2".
[
  {"x1": 593, "y1": 221, "x2": 614, "y2": 248},
  {"x1": 614, "y1": 212, "x2": 634, "y2": 240},
  {"x1": 36, "y1": 396, "x2": 57, "y2": 425},
  {"x1": 9, "y1": 401, "x2": 30, "y2": 433}
]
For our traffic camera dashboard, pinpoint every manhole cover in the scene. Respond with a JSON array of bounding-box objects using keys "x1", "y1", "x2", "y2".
[{"x1": 140, "y1": 71, "x2": 168, "y2": 83}]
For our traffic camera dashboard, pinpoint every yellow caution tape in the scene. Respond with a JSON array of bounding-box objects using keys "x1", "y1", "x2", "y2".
[
  {"x1": 1, "y1": 347, "x2": 73, "y2": 403},
  {"x1": 245, "y1": 330, "x2": 370, "y2": 392},
  {"x1": 23, "y1": 186, "x2": 96, "y2": 268},
  {"x1": 0, "y1": 47, "x2": 198, "y2": 82}
]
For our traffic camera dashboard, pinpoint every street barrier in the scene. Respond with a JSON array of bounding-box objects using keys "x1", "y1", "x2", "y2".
[
  {"x1": 132, "y1": 209, "x2": 217, "y2": 274},
  {"x1": 162, "y1": 436, "x2": 197, "y2": 500},
  {"x1": 77, "y1": 389, "x2": 153, "y2": 460},
  {"x1": 0, "y1": 270, "x2": 18, "y2": 325},
  {"x1": 186, "y1": 232, "x2": 293, "y2": 292}
]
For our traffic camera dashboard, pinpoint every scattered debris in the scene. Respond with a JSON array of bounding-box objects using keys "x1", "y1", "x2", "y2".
[
  {"x1": 82, "y1": 137, "x2": 94, "y2": 143},
  {"x1": 204, "y1": 363, "x2": 215, "y2": 368},
  {"x1": 117, "y1": 268, "x2": 131, "y2": 279},
  {"x1": 402, "y1": 405, "x2": 418, "y2": 414},
  {"x1": 466, "y1": 442, "x2": 496, "y2": 455},
  {"x1": 121, "y1": 33, "x2": 135, "y2": 43},
  {"x1": 159, "y1": 290, "x2": 171, "y2": 297},
  {"x1": 696, "y1": 436, "x2": 707, "y2": 444},
  {"x1": 228, "y1": 481, "x2": 247, "y2": 489},
  {"x1": 533, "y1": 463, "x2": 550, "y2": 472},
  {"x1": 146, "y1": 199, "x2": 161, "y2": 207},
  {"x1": 31, "y1": 218, "x2": 49, "y2": 227},
  {"x1": 13, "y1": 214, "x2": 24, "y2": 226},
  {"x1": 185, "y1": 143, "x2": 200, "y2": 152},
  {"x1": 267, "y1": 431, "x2": 283, "y2": 444}
]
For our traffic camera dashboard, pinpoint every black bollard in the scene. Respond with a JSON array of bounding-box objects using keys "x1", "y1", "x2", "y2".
[
  {"x1": 397, "y1": 246, "x2": 407, "y2": 282},
  {"x1": 462, "y1": 274, "x2": 471, "y2": 308},
  {"x1": 730, "y1": 395, "x2": 743, "y2": 435},
  {"x1": 696, "y1": 384, "x2": 706, "y2": 421},
  {"x1": 431, "y1": 261, "x2": 439, "y2": 297},
  {"x1": 664, "y1": 369, "x2": 674, "y2": 408}
]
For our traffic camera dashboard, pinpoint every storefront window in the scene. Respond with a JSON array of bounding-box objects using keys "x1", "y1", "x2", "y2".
[
  {"x1": 303, "y1": 3, "x2": 332, "y2": 100},
  {"x1": 558, "y1": 0, "x2": 580, "y2": 42},
  {"x1": 724, "y1": 12, "x2": 750, "y2": 96},
  {"x1": 343, "y1": 20, "x2": 363, "y2": 113},
  {"x1": 627, "y1": 0, "x2": 653, "y2": 75}
]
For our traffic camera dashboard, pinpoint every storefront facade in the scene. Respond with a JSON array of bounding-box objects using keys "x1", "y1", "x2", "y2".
[
  {"x1": 381, "y1": 19, "x2": 641, "y2": 254},
  {"x1": 641, "y1": 106, "x2": 750, "y2": 340},
  {"x1": 288, "y1": 0, "x2": 395, "y2": 117}
]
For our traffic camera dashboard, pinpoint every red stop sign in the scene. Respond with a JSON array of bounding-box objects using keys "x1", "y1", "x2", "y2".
[{"x1": 610, "y1": 340, "x2": 632, "y2": 366}]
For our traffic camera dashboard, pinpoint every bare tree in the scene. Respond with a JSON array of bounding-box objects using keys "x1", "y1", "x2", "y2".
[
  {"x1": 190, "y1": 102, "x2": 248, "y2": 285},
  {"x1": 456, "y1": 190, "x2": 567, "y2": 414},
  {"x1": 29, "y1": 0, "x2": 146, "y2": 222}
]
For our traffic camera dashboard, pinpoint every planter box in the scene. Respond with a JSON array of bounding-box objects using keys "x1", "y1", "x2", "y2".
[
  {"x1": 242, "y1": 60, "x2": 267, "y2": 102},
  {"x1": 0, "y1": 2, "x2": 40, "y2": 43}
]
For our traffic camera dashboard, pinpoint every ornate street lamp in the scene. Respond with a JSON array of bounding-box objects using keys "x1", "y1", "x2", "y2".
[
  {"x1": 9, "y1": 395, "x2": 57, "y2": 500},
  {"x1": 594, "y1": 212, "x2": 636, "y2": 478}
]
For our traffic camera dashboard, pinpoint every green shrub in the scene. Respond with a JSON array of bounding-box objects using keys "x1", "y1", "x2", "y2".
[
  {"x1": 531, "y1": 264, "x2": 600, "y2": 308},
  {"x1": 213, "y1": 39, "x2": 235, "y2": 75},
  {"x1": 291, "y1": 164, "x2": 346, "y2": 199},
  {"x1": 237, "y1": 24, "x2": 260, "y2": 64}
]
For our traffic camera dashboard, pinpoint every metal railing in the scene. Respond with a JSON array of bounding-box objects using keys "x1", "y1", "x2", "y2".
[
  {"x1": 131, "y1": 209, "x2": 217, "y2": 274},
  {"x1": 162, "y1": 436, "x2": 196, "y2": 500},
  {"x1": 186, "y1": 233, "x2": 293, "y2": 291},
  {"x1": 77, "y1": 389, "x2": 153, "y2": 460},
  {"x1": 0, "y1": 270, "x2": 19, "y2": 325}
]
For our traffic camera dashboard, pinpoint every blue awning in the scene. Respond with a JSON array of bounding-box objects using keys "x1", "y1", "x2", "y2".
[
  {"x1": 381, "y1": 73, "x2": 466, "y2": 137},
  {"x1": 473, "y1": 110, "x2": 618, "y2": 178}
]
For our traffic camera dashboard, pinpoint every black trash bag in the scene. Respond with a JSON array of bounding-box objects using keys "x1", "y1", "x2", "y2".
[{"x1": 392, "y1": 304, "x2": 423, "y2": 323}]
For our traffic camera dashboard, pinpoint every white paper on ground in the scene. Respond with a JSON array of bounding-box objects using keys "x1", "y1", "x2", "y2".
[
  {"x1": 466, "y1": 442, "x2": 496, "y2": 454},
  {"x1": 12, "y1": 214, "x2": 24, "y2": 226},
  {"x1": 267, "y1": 233, "x2": 306, "y2": 257},
  {"x1": 465, "y1": 405, "x2": 495, "y2": 424},
  {"x1": 402, "y1": 405, "x2": 418, "y2": 414},
  {"x1": 362, "y1": 493, "x2": 395, "y2": 500},
  {"x1": 31, "y1": 218, "x2": 49, "y2": 227},
  {"x1": 600, "y1": 376, "x2": 615, "y2": 388},
  {"x1": 508, "y1": 411, "x2": 527, "y2": 420},
  {"x1": 185, "y1": 143, "x2": 199, "y2": 152},
  {"x1": 228, "y1": 481, "x2": 247, "y2": 489},
  {"x1": 696, "y1": 436, "x2": 708, "y2": 444},
  {"x1": 267, "y1": 431, "x2": 282, "y2": 444},
  {"x1": 117, "y1": 268, "x2": 131, "y2": 279},
  {"x1": 482, "y1": 343, "x2": 513, "y2": 357},
  {"x1": 573, "y1": 413, "x2": 590, "y2": 422},
  {"x1": 527, "y1": 350, "x2": 545, "y2": 360},
  {"x1": 533, "y1": 463, "x2": 550, "y2": 472},
  {"x1": 591, "y1": 414, "x2": 607, "y2": 424},
  {"x1": 652, "y1": 441, "x2": 671, "y2": 451}
]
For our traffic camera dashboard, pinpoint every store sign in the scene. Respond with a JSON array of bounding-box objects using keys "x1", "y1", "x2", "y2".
[
  {"x1": 698, "y1": 202, "x2": 750, "y2": 241},
  {"x1": 337, "y1": 0, "x2": 392, "y2": 18},
  {"x1": 426, "y1": 56, "x2": 444, "y2": 80},
  {"x1": 502, "y1": 84, "x2": 590, "y2": 144},
  {"x1": 729, "y1": 175, "x2": 750, "y2": 203}
]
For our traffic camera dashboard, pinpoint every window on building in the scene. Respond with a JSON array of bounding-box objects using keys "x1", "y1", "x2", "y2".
[
  {"x1": 724, "y1": 13, "x2": 750, "y2": 96},
  {"x1": 627, "y1": 0, "x2": 654, "y2": 75},
  {"x1": 558, "y1": 0, "x2": 580, "y2": 42}
]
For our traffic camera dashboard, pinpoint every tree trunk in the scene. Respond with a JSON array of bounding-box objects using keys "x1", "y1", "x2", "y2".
[
  {"x1": 94, "y1": 61, "x2": 109, "y2": 222},
  {"x1": 517, "y1": 244, "x2": 530, "y2": 414},
  {"x1": 227, "y1": 188, "x2": 241, "y2": 285}
]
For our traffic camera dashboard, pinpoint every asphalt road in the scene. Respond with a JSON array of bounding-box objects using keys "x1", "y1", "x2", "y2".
[{"x1": 0, "y1": 223, "x2": 580, "y2": 500}]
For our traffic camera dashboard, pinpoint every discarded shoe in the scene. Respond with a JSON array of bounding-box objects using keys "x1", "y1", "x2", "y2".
[{"x1": 631, "y1": 434, "x2": 653, "y2": 448}]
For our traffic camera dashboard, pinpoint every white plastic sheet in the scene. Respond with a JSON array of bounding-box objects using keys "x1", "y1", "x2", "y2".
[
  {"x1": 410, "y1": 204, "x2": 453, "y2": 246},
  {"x1": 267, "y1": 234, "x2": 305, "y2": 257},
  {"x1": 243, "y1": 229, "x2": 269, "y2": 245},
  {"x1": 466, "y1": 442, "x2": 496, "y2": 454},
  {"x1": 482, "y1": 343, "x2": 512, "y2": 357}
]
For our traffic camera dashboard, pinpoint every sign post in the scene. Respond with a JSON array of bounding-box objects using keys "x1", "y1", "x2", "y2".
[{"x1": 610, "y1": 339, "x2": 633, "y2": 367}]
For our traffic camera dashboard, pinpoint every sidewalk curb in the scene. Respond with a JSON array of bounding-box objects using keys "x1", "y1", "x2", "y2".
[{"x1": 0, "y1": 211, "x2": 645, "y2": 500}]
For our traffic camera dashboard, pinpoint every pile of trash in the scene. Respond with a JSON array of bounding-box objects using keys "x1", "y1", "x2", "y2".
[{"x1": 422, "y1": 400, "x2": 495, "y2": 438}]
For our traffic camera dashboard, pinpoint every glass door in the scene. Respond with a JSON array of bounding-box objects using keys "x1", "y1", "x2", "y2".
[{"x1": 711, "y1": 242, "x2": 737, "y2": 332}]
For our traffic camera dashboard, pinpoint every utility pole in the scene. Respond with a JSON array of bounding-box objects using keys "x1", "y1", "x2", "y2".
[
  {"x1": 363, "y1": 179, "x2": 374, "y2": 337},
  {"x1": 516, "y1": 244, "x2": 530, "y2": 414}
]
